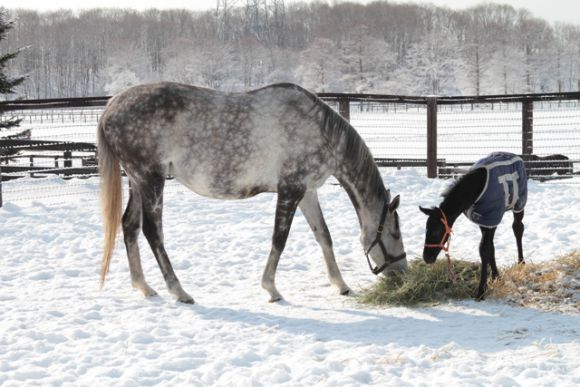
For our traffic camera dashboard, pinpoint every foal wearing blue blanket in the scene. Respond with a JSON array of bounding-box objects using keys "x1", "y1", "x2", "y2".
[
  {"x1": 420, "y1": 152, "x2": 527, "y2": 300},
  {"x1": 466, "y1": 152, "x2": 527, "y2": 228}
]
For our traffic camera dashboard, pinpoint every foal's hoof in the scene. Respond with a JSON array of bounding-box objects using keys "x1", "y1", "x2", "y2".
[
  {"x1": 474, "y1": 291, "x2": 486, "y2": 301},
  {"x1": 269, "y1": 296, "x2": 283, "y2": 303}
]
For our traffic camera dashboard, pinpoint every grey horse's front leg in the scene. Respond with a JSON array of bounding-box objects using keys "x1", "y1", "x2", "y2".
[
  {"x1": 299, "y1": 190, "x2": 351, "y2": 295},
  {"x1": 261, "y1": 185, "x2": 305, "y2": 302}
]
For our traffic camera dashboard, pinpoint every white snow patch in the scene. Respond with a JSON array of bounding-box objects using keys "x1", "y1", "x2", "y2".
[{"x1": 0, "y1": 170, "x2": 578, "y2": 385}]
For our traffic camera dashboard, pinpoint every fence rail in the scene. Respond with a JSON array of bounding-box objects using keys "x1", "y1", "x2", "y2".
[
  {"x1": 319, "y1": 91, "x2": 580, "y2": 178},
  {"x1": 1, "y1": 91, "x2": 580, "y2": 206}
]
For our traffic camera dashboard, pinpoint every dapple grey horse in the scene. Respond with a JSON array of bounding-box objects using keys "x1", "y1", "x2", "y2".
[{"x1": 98, "y1": 82, "x2": 407, "y2": 303}]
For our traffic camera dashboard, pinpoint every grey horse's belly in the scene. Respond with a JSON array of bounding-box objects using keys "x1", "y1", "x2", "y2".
[
  {"x1": 170, "y1": 154, "x2": 331, "y2": 200},
  {"x1": 172, "y1": 167, "x2": 276, "y2": 199}
]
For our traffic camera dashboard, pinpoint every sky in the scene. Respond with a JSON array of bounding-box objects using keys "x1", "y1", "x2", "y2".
[{"x1": 1, "y1": 0, "x2": 580, "y2": 26}]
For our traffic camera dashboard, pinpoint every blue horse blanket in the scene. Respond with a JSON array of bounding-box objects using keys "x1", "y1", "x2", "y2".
[{"x1": 464, "y1": 152, "x2": 528, "y2": 228}]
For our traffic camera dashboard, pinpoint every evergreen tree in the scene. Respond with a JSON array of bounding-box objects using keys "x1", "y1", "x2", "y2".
[{"x1": 0, "y1": 10, "x2": 25, "y2": 132}]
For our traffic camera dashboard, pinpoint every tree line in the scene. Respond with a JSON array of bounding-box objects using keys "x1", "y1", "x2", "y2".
[{"x1": 1, "y1": 0, "x2": 580, "y2": 99}]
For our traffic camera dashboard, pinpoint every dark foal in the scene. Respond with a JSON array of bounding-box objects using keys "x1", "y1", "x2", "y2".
[{"x1": 420, "y1": 152, "x2": 527, "y2": 300}]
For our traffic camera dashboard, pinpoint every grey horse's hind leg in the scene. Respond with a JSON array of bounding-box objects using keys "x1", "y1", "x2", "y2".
[
  {"x1": 261, "y1": 184, "x2": 305, "y2": 302},
  {"x1": 299, "y1": 190, "x2": 351, "y2": 295},
  {"x1": 139, "y1": 174, "x2": 194, "y2": 304},
  {"x1": 122, "y1": 186, "x2": 157, "y2": 298}
]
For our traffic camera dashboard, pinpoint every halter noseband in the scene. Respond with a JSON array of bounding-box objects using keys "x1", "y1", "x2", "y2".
[{"x1": 364, "y1": 202, "x2": 407, "y2": 275}]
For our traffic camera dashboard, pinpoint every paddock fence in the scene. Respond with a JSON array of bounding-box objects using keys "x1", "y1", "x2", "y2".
[{"x1": 1, "y1": 91, "x2": 580, "y2": 206}]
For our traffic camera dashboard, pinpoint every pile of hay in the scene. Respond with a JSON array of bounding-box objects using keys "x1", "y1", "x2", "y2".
[
  {"x1": 488, "y1": 251, "x2": 579, "y2": 313},
  {"x1": 359, "y1": 258, "x2": 480, "y2": 306},
  {"x1": 360, "y1": 251, "x2": 579, "y2": 313}
]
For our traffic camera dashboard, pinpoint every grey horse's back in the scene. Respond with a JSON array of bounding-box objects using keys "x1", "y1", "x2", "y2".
[{"x1": 99, "y1": 82, "x2": 337, "y2": 199}]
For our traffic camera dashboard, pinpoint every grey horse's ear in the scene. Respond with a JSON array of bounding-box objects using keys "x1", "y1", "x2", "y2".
[
  {"x1": 388, "y1": 194, "x2": 400, "y2": 212},
  {"x1": 419, "y1": 206, "x2": 433, "y2": 216}
]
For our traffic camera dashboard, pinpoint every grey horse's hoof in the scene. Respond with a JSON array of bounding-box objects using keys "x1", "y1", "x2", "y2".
[
  {"x1": 340, "y1": 289, "x2": 351, "y2": 296},
  {"x1": 178, "y1": 297, "x2": 195, "y2": 304}
]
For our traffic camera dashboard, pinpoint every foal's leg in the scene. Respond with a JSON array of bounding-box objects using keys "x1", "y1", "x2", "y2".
[
  {"x1": 122, "y1": 186, "x2": 157, "y2": 298},
  {"x1": 476, "y1": 227, "x2": 496, "y2": 300},
  {"x1": 513, "y1": 210, "x2": 525, "y2": 264},
  {"x1": 140, "y1": 174, "x2": 194, "y2": 304},
  {"x1": 298, "y1": 190, "x2": 351, "y2": 295},
  {"x1": 261, "y1": 185, "x2": 305, "y2": 303}
]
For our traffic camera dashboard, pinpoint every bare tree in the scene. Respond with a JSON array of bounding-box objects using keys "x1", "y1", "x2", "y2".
[
  {"x1": 0, "y1": 9, "x2": 24, "y2": 131},
  {"x1": 2, "y1": 1, "x2": 579, "y2": 97}
]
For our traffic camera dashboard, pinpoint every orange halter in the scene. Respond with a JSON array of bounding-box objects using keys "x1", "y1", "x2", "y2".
[{"x1": 424, "y1": 208, "x2": 456, "y2": 283}]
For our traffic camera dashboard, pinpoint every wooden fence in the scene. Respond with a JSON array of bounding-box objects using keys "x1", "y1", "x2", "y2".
[
  {"x1": 318, "y1": 91, "x2": 580, "y2": 178},
  {"x1": 1, "y1": 91, "x2": 580, "y2": 206}
]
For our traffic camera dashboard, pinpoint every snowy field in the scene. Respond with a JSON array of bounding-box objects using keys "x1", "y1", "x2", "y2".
[{"x1": 1, "y1": 170, "x2": 579, "y2": 386}]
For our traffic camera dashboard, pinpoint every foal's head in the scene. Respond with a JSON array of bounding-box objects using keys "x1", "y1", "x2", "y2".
[{"x1": 419, "y1": 206, "x2": 451, "y2": 264}]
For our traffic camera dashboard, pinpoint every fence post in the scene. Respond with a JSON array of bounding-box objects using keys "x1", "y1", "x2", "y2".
[
  {"x1": 426, "y1": 96, "x2": 438, "y2": 178},
  {"x1": 0, "y1": 164, "x2": 3, "y2": 208},
  {"x1": 338, "y1": 98, "x2": 350, "y2": 122},
  {"x1": 64, "y1": 150, "x2": 72, "y2": 177},
  {"x1": 522, "y1": 100, "x2": 533, "y2": 156}
]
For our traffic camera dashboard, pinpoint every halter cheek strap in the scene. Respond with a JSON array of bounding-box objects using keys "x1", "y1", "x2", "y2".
[
  {"x1": 424, "y1": 208, "x2": 452, "y2": 253},
  {"x1": 364, "y1": 202, "x2": 407, "y2": 275},
  {"x1": 424, "y1": 208, "x2": 456, "y2": 283}
]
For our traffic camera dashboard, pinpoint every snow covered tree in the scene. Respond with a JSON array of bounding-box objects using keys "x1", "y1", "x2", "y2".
[
  {"x1": 338, "y1": 25, "x2": 396, "y2": 93},
  {"x1": 397, "y1": 16, "x2": 465, "y2": 95},
  {"x1": 0, "y1": 9, "x2": 25, "y2": 132},
  {"x1": 298, "y1": 38, "x2": 341, "y2": 92},
  {"x1": 3, "y1": 3, "x2": 580, "y2": 97},
  {"x1": 516, "y1": 11, "x2": 553, "y2": 93},
  {"x1": 483, "y1": 46, "x2": 525, "y2": 94}
]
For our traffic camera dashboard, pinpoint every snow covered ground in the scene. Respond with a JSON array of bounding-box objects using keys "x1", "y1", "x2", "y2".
[{"x1": 1, "y1": 170, "x2": 579, "y2": 386}]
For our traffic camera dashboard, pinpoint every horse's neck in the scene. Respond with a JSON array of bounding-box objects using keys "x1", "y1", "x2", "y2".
[
  {"x1": 329, "y1": 119, "x2": 386, "y2": 236},
  {"x1": 335, "y1": 163, "x2": 385, "y2": 237},
  {"x1": 441, "y1": 169, "x2": 486, "y2": 225}
]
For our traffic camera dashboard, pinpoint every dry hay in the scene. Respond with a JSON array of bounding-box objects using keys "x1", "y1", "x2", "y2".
[
  {"x1": 360, "y1": 251, "x2": 579, "y2": 313},
  {"x1": 487, "y1": 250, "x2": 579, "y2": 314},
  {"x1": 359, "y1": 259, "x2": 481, "y2": 307}
]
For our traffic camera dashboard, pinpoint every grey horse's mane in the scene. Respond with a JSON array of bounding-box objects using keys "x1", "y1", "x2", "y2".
[
  {"x1": 252, "y1": 83, "x2": 386, "y2": 201},
  {"x1": 320, "y1": 96, "x2": 386, "y2": 200}
]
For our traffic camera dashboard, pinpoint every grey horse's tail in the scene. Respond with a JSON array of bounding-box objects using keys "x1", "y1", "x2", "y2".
[{"x1": 97, "y1": 118, "x2": 122, "y2": 289}]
